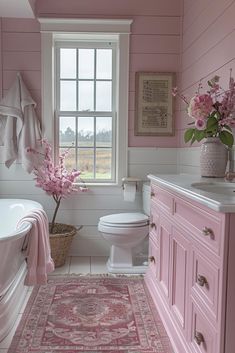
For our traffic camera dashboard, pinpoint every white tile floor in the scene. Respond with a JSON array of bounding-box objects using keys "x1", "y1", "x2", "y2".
[{"x1": 0, "y1": 256, "x2": 109, "y2": 352}]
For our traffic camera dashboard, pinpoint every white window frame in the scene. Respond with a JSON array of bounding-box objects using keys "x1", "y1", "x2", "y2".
[
  {"x1": 55, "y1": 39, "x2": 117, "y2": 183},
  {"x1": 39, "y1": 18, "x2": 132, "y2": 186}
]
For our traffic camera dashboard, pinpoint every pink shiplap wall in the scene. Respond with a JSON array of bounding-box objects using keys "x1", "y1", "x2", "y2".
[
  {"x1": 129, "y1": 18, "x2": 180, "y2": 148},
  {"x1": 0, "y1": 0, "x2": 181, "y2": 148},
  {"x1": 178, "y1": 0, "x2": 235, "y2": 147},
  {"x1": 1, "y1": 18, "x2": 41, "y2": 117},
  {"x1": 2, "y1": 2, "x2": 234, "y2": 149}
]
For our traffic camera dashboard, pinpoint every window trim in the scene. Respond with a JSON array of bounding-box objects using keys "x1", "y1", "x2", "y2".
[
  {"x1": 39, "y1": 18, "x2": 132, "y2": 186},
  {"x1": 55, "y1": 41, "x2": 116, "y2": 182}
]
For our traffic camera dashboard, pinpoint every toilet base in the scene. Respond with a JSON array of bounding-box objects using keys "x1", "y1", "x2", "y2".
[
  {"x1": 106, "y1": 258, "x2": 148, "y2": 274},
  {"x1": 107, "y1": 245, "x2": 148, "y2": 274}
]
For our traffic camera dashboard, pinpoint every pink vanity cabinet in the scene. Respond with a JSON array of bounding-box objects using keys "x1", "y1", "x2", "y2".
[{"x1": 145, "y1": 180, "x2": 235, "y2": 353}]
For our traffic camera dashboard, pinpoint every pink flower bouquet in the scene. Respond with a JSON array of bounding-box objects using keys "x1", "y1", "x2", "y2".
[
  {"x1": 172, "y1": 73, "x2": 235, "y2": 147},
  {"x1": 28, "y1": 139, "x2": 87, "y2": 233}
]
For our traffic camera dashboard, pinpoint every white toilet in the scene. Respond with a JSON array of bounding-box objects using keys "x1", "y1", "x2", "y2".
[{"x1": 98, "y1": 183, "x2": 150, "y2": 274}]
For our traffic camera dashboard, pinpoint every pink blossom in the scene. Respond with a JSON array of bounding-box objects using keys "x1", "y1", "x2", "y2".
[
  {"x1": 188, "y1": 94, "x2": 213, "y2": 120},
  {"x1": 195, "y1": 119, "x2": 206, "y2": 130},
  {"x1": 209, "y1": 83, "x2": 220, "y2": 94},
  {"x1": 219, "y1": 116, "x2": 235, "y2": 127},
  {"x1": 28, "y1": 139, "x2": 87, "y2": 233},
  {"x1": 172, "y1": 87, "x2": 189, "y2": 104}
]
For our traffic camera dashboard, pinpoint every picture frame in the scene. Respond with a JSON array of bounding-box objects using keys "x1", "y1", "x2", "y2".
[{"x1": 134, "y1": 72, "x2": 175, "y2": 136}]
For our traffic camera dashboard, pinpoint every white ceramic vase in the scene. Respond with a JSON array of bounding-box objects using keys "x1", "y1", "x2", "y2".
[{"x1": 200, "y1": 137, "x2": 228, "y2": 177}]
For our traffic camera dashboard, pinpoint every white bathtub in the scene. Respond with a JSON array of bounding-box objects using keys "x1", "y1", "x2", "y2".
[{"x1": 0, "y1": 198, "x2": 43, "y2": 341}]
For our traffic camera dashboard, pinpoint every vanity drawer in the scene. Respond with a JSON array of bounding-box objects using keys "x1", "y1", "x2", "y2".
[
  {"x1": 191, "y1": 250, "x2": 219, "y2": 321},
  {"x1": 189, "y1": 302, "x2": 218, "y2": 353},
  {"x1": 151, "y1": 184, "x2": 174, "y2": 214},
  {"x1": 174, "y1": 197, "x2": 223, "y2": 255}
]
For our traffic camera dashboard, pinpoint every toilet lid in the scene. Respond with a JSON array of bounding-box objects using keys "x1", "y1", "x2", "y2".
[{"x1": 99, "y1": 213, "x2": 149, "y2": 227}]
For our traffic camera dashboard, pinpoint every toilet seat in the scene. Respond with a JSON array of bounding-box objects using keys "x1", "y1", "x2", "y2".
[{"x1": 99, "y1": 212, "x2": 149, "y2": 228}]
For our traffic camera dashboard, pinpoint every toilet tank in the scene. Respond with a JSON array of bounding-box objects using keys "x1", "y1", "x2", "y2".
[{"x1": 142, "y1": 183, "x2": 150, "y2": 216}]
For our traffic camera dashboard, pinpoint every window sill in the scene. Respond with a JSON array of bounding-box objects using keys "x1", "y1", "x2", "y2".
[{"x1": 75, "y1": 182, "x2": 120, "y2": 187}]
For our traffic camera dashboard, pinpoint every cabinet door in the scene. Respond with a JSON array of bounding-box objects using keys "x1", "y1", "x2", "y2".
[
  {"x1": 148, "y1": 236, "x2": 158, "y2": 277},
  {"x1": 170, "y1": 225, "x2": 190, "y2": 334},
  {"x1": 157, "y1": 215, "x2": 171, "y2": 300}
]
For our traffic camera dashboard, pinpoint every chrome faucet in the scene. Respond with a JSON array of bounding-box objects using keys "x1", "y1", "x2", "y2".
[
  {"x1": 225, "y1": 148, "x2": 235, "y2": 181},
  {"x1": 225, "y1": 171, "x2": 235, "y2": 181}
]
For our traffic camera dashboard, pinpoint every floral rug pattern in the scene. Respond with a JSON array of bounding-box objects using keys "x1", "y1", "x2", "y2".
[{"x1": 8, "y1": 276, "x2": 173, "y2": 353}]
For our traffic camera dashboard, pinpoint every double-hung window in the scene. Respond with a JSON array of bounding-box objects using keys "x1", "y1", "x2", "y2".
[
  {"x1": 39, "y1": 19, "x2": 132, "y2": 185},
  {"x1": 55, "y1": 40, "x2": 116, "y2": 182}
]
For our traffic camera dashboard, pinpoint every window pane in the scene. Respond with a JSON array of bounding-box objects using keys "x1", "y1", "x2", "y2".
[
  {"x1": 96, "y1": 148, "x2": 112, "y2": 179},
  {"x1": 96, "y1": 117, "x2": 112, "y2": 147},
  {"x1": 96, "y1": 49, "x2": 112, "y2": 79},
  {"x1": 78, "y1": 49, "x2": 94, "y2": 79},
  {"x1": 60, "y1": 48, "x2": 76, "y2": 79},
  {"x1": 60, "y1": 81, "x2": 76, "y2": 110},
  {"x1": 78, "y1": 117, "x2": 94, "y2": 147},
  {"x1": 78, "y1": 81, "x2": 94, "y2": 111},
  {"x1": 59, "y1": 117, "x2": 76, "y2": 146},
  {"x1": 96, "y1": 81, "x2": 112, "y2": 111},
  {"x1": 78, "y1": 148, "x2": 94, "y2": 179},
  {"x1": 59, "y1": 147, "x2": 76, "y2": 170}
]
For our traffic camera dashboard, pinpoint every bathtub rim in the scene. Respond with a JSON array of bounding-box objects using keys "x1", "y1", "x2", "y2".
[
  {"x1": 0, "y1": 198, "x2": 43, "y2": 242},
  {"x1": 0, "y1": 223, "x2": 32, "y2": 242}
]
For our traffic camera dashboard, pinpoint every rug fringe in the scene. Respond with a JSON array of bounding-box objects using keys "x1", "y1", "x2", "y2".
[{"x1": 49, "y1": 272, "x2": 144, "y2": 279}]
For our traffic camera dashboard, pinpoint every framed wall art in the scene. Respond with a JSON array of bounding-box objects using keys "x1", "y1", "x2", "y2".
[{"x1": 135, "y1": 72, "x2": 175, "y2": 136}]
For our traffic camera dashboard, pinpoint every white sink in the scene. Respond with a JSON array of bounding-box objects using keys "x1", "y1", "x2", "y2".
[{"x1": 191, "y1": 182, "x2": 235, "y2": 196}]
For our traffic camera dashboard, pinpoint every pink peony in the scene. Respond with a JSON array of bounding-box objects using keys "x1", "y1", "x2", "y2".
[
  {"x1": 172, "y1": 73, "x2": 235, "y2": 147},
  {"x1": 188, "y1": 94, "x2": 213, "y2": 120}
]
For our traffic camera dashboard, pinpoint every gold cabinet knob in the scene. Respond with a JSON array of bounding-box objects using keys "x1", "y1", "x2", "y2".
[
  {"x1": 197, "y1": 274, "x2": 208, "y2": 287},
  {"x1": 149, "y1": 256, "x2": 155, "y2": 263},
  {"x1": 195, "y1": 331, "x2": 204, "y2": 345},
  {"x1": 150, "y1": 222, "x2": 156, "y2": 229},
  {"x1": 202, "y1": 227, "x2": 214, "y2": 237}
]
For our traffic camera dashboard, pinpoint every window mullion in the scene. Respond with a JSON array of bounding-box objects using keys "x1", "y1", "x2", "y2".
[
  {"x1": 93, "y1": 49, "x2": 97, "y2": 179},
  {"x1": 76, "y1": 49, "x2": 79, "y2": 112},
  {"x1": 75, "y1": 116, "x2": 78, "y2": 169},
  {"x1": 94, "y1": 116, "x2": 97, "y2": 179}
]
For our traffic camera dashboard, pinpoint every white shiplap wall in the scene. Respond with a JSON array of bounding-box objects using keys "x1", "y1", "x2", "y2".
[
  {"x1": 0, "y1": 147, "x2": 178, "y2": 255},
  {"x1": 178, "y1": 146, "x2": 235, "y2": 176},
  {"x1": 177, "y1": 147, "x2": 201, "y2": 175}
]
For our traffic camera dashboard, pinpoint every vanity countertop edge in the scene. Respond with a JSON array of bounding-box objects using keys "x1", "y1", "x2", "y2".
[{"x1": 148, "y1": 174, "x2": 235, "y2": 213}]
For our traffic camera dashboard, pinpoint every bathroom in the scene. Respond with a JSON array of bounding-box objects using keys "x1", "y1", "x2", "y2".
[{"x1": 0, "y1": 0, "x2": 235, "y2": 352}]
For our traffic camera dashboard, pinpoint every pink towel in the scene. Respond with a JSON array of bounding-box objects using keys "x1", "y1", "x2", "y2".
[{"x1": 17, "y1": 209, "x2": 54, "y2": 285}]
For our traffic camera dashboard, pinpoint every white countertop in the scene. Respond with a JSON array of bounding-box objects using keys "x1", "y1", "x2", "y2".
[{"x1": 148, "y1": 174, "x2": 235, "y2": 213}]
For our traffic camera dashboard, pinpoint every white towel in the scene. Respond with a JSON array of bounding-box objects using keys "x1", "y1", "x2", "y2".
[{"x1": 0, "y1": 73, "x2": 41, "y2": 172}]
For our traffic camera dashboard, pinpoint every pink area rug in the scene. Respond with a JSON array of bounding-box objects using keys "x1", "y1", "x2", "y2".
[{"x1": 8, "y1": 276, "x2": 173, "y2": 353}]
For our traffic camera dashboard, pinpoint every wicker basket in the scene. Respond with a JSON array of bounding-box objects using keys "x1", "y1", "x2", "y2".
[{"x1": 49, "y1": 223, "x2": 77, "y2": 268}]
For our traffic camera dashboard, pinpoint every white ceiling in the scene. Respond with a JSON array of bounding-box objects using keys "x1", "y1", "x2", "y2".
[{"x1": 0, "y1": 0, "x2": 35, "y2": 18}]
